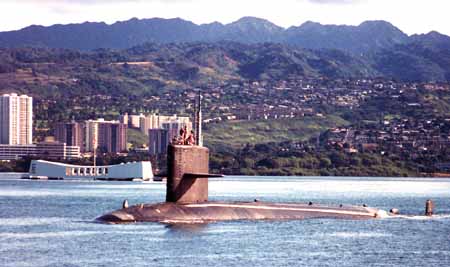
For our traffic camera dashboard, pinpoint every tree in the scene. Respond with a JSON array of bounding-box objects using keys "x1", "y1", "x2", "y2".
[{"x1": 257, "y1": 158, "x2": 280, "y2": 169}]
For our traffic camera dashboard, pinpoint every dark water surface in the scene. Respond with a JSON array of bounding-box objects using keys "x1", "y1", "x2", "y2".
[{"x1": 0, "y1": 175, "x2": 449, "y2": 266}]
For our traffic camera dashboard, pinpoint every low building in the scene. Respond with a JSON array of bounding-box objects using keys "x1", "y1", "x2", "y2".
[
  {"x1": 35, "y1": 141, "x2": 66, "y2": 159},
  {"x1": 0, "y1": 144, "x2": 36, "y2": 160},
  {"x1": 65, "y1": 146, "x2": 81, "y2": 159},
  {"x1": 28, "y1": 160, "x2": 153, "y2": 181},
  {"x1": 0, "y1": 142, "x2": 80, "y2": 160}
]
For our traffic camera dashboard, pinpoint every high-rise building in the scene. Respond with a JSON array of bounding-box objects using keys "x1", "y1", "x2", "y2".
[
  {"x1": 84, "y1": 120, "x2": 98, "y2": 153},
  {"x1": 98, "y1": 121, "x2": 127, "y2": 153},
  {"x1": 85, "y1": 119, "x2": 127, "y2": 153},
  {"x1": 55, "y1": 122, "x2": 85, "y2": 152},
  {"x1": 148, "y1": 128, "x2": 169, "y2": 156},
  {"x1": 0, "y1": 93, "x2": 33, "y2": 145},
  {"x1": 119, "y1": 113, "x2": 128, "y2": 126},
  {"x1": 139, "y1": 114, "x2": 159, "y2": 136},
  {"x1": 140, "y1": 113, "x2": 192, "y2": 136},
  {"x1": 162, "y1": 121, "x2": 190, "y2": 143},
  {"x1": 128, "y1": 114, "x2": 144, "y2": 129}
]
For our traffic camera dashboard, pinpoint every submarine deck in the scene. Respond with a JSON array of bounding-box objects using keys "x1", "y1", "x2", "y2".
[{"x1": 97, "y1": 201, "x2": 381, "y2": 224}]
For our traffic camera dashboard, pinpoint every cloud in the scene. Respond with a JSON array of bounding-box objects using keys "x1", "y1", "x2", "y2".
[
  {"x1": 14, "y1": 0, "x2": 137, "y2": 4},
  {"x1": 307, "y1": 0, "x2": 366, "y2": 4},
  {"x1": 9, "y1": 0, "x2": 363, "y2": 6},
  {"x1": 14, "y1": 0, "x2": 186, "y2": 4}
]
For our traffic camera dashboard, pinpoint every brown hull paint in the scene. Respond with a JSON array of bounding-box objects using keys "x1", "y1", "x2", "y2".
[
  {"x1": 97, "y1": 201, "x2": 379, "y2": 224},
  {"x1": 166, "y1": 145, "x2": 210, "y2": 203}
]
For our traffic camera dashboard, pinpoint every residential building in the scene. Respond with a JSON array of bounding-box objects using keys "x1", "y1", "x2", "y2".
[
  {"x1": 139, "y1": 113, "x2": 192, "y2": 136},
  {"x1": 128, "y1": 114, "x2": 144, "y2": 128},
  {"x1": 162, "y1": 121, "x2": 190, "y2": 142},
  {"x1": 148, "y1": 128, "x2": 169, "y2": 155},
  {"x1": 98, "y1": 121, "x2": 127, "y2": 153},
  {"x1": 84, "y1": 120, "x2": 99, "y2": 153},
  {"x1": 85, "y1": 119, "x2": 127, "y2": 153},
  {"x1": 55, "y1": 122, "x2": 84, "y2": 152},
  {"x1": 139, "y1": 114, "x2": 160, "y2": 135},
  {"x1": 119, "y1": 113, "x2": 128, "y2": 126},
  {"x1": 0, "y1": 93, "x2": 32, "y2": 145}
]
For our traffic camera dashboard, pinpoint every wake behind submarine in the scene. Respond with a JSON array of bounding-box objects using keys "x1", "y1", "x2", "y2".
[{"x1": 97, "y1": 94, "x2": 386, "y2": 224}]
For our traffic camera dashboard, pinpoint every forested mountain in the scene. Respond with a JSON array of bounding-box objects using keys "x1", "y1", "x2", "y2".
[
  {"x1": 370, "y1": 31, "x2": 450, "y2": 81},
  {"x1": 1, "y1": 33, "x2": 450, "y2": 93},
  {"x1": 285, "y1": 20, "x2": 408, "y2": 53},
  {"x1": 0, "y1": 42, "x2": 376, "y2": 93},
  {"x1": 0, "y1": 17, "x2": 428, "y2": 53}
]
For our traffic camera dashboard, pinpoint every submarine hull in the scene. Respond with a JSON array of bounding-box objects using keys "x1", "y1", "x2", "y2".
[
  {"x1": 97, "y1": 145, "x2": 386, "y2": 224},
  {"x1": 97, "y1": 201, "x2": 380, "y2": 224}
]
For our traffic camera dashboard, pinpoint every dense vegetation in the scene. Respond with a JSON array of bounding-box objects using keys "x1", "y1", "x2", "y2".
[
  {"x1": 208, "y1": 141, "x2": 446, "y2": 177},
  {"x1": 2, "y1": 17, "x2": 450, "y2": 82}
]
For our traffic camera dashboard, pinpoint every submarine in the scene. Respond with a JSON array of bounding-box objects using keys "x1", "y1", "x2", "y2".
[
  {"x1": 97, "y1": 94, "x2": 385, "y2": 224},
  {"x1": 97, "y1": 144, "x2": 385, "y2": 224}
]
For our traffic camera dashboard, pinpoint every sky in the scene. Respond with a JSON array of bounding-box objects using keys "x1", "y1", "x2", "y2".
[{"x1": 0, "y1": 0, "x2": 449, "y2": 35}]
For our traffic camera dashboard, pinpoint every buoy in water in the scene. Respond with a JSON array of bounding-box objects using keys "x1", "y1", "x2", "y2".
[{"x1": 425, "y1": 199, "x2": 434, "y2": 216}]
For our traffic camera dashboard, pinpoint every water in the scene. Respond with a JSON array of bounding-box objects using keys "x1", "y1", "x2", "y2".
[{"x1": 0, "y1": 175, "x2": 449, "y2": 267}]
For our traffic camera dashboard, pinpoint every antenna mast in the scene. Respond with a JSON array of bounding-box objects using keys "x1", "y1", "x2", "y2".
[
  {"x1": 195, "y1": 92, "x2": 203, "y2": 147},
  {"x1": 93, "y1": 134, "x2": 97, "y2": 170}
]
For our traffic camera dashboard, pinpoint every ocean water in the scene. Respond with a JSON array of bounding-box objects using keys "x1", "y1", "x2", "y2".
[{"x1": 0, "y1": 175, "x2": 449, "y2": 267}]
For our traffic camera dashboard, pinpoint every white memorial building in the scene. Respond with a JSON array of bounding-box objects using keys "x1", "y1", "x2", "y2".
[{"x1": 28, "y1": 160, "x2": 153, "y2": 181}]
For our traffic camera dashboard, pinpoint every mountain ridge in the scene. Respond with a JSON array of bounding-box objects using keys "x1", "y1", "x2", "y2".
[
  {"x1": 1, "y1": 40, "x2": 450, "y2": 85},
  {"x1": 1, "y1": 17, "x2": 447, "y2": 53}
]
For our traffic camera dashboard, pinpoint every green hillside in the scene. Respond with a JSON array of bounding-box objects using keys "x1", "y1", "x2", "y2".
[
  {"x1": 127, "y1": 128, "x2": 148, "y2": 148},
  {"x1": 204, "y1": 115, "x2": 349, "y2": 147}
]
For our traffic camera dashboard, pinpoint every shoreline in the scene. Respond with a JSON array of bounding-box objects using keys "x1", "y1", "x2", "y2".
[
  {"x1": 0, "y1": 172, "x2": 28, "y2": 179},
  {"x1": 1, "y1": 172, "x2": 449, "y2": 180}
]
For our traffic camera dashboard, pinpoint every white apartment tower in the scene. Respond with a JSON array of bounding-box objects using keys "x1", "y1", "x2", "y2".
[
  {"x1": 0, "y1": 93, "x2": 33, "y2": 145},
  {"x1": 139, "y1": 114, "x2": 192, "y2": 136}
]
